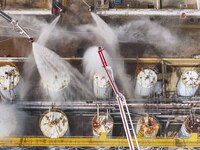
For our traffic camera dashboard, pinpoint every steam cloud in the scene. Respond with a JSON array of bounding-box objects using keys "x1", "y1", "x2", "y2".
[
  {"x1": 115, "y1": 19, "x2": 179, "y2": 50},
  {"x1": 78, "y1": 13, "x2": 135, "y2": 97},
  {"x1": 0, "y1": 104, "x2": 25, "y2": 137}
]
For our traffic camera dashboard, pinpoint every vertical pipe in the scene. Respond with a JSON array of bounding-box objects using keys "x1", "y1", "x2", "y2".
[
  {"x1": 160, "y1": 0, "x2": 162, "y2": 9},
  {"x1": 101, "y1": 0, "x2": 104, "y2": 5},
  {"x1": 197, "y1": 0, "x2": 200, "y2": 10},
  {"x1": 107, "y1": 109, "x2": 108, "y2": 119},
  {"x1": 156, "y1": 0, "x2": 160, "y2": 9},
  {"x1": 97, "y1": 104, "x2": 99, "y2": 120},
  {"x1": 161, "y1": 60, "x2": 165, "y2": 97}
]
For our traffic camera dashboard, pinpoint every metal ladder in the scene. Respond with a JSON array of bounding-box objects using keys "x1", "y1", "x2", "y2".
[{"x1": 98, "y1": 47, "x2": 140, "y2": 150}]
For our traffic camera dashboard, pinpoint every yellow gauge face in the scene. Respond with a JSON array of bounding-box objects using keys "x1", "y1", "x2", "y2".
[{"x1": 40, "y1": 110, "x2": 69, "y2": 138}]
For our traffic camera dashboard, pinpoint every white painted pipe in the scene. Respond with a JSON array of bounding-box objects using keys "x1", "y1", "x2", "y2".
[
  {"x1": 101, "y1": 0, "x2": 105, "y2": 6},
  {"x1": 97, "y1": 105, "x2": 99, "y2": 120},
  {"x1": 156, "y1": 0, "x2": 160, "y2": 9},
  {"x1": 197, "y1": 0, "x2": 200, "y2": 10}
]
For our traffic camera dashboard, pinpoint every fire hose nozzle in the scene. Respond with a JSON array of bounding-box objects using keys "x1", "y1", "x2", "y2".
[{"x1": 29, "y1": 37, "x2": 34, "y2": 43}]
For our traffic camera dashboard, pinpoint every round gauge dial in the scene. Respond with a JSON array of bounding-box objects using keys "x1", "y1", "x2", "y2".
[
  {"x1": 92, "y1": 113, "x2": 113, "y2": 136},
  {"x1": 40, "y1": 110, "x2": 69, "y2": 138}
]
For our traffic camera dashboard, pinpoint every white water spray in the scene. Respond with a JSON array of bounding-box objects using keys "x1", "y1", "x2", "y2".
[
  {"x1": 33, "y1": 42, "x2": 94, "y2": 100},
  {"x1": 79, "y1": 13, "x2": 134, "y2": 97},
  {"x1": 83, "y1": 46, "x2": 112, "y2": 78},
  {"x1": 37, "y1": 16, "x2": 60, "y2": 45},
  {"x1": 116, "y1": 19, "x2": 179, "y2": 50}
]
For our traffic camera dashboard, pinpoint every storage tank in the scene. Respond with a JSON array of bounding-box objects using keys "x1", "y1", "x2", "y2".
[
  {"x1": 93, "y1": 73, "x2": 112, "y2": 99},
  {"x1": 42, "y1": 72, "x2": 71, "y2": 100},
  {"x1": 135, "y1": 69, "x2": 157, "y2": 97},
  {"x1": 39, "y1": 109, "x2": 69, "y2": 138},
  {"x1": 177, "y1": 70, "x2": 199, "y2": 97},
  {"x1": 83, "y1": 46, "x2": 113, "y2": 99},
  {"x1": 0, "y1": 63, "x2": 20, "y2": 101},
  {"x1": 136, "y1": 116, "x2": 160, "y2": 138},
  {"x1": 92, "y1": 112, "x2": 114, "y2": 137},
  {"x1": 180, "y1": 116, "x2": 200, "y2": 138}
]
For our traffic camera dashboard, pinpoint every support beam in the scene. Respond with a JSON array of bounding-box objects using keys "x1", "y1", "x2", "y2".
[
  {"x1": 0, "y1": 133, "x2": 199, "y2": 148},
  {"x1": 0, "y1": 57, "x2": 198, "y2": 66}
]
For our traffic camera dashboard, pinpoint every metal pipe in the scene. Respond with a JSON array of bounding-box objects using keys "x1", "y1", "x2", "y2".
[
  {"x1": 0, "y1": 57, "x2": 198, "y2": 66},
  {"x1": 161, "y1": 60, "x2": 166, "y2": 96},
  {"x1": 0, "y1": 10, "x2": 33, "y2": 42},
  {"x1": 15, "y1": 101, "x2": 200, "y2": 109},
  {"x1": 197, "y1": 0, "x2": 200, "y2": 10},
  {"x1": 0, "y1": 10, "x2": 12, "y2": 22},
  {"x1": 156, "y1": 0, "x2": 161, "y2": 9}
]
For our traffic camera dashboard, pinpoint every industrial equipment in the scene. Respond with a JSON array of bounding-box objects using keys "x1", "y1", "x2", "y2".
[
  {"x1": 0, "y1": 57, "x2": 198, "y2": 148},
  {"x1": 114, "y1": 0, "x2": 122, "y2": 5},
  {"x1": 135, "y1": 69, "x2": 157, "y2": 97},
  {"x1": 136, "y1": 116, "x2": 160, "y2": 138},
  {"x1": 92, "y1": 112, "x2": 113, "y2": 136},
  {"x1": 39, "y1": 109, "x2": 69, "y2": 138},
  {"x1": 180, "y1": 115, "x2": 200, "y2": 137},
  {"x1": 0, "y1": 10, "x2": 33, "y2": 42},
  {"x1": 93, "y1": 73, "x2": 112, "y2": 99},
  {"x1": 98, "y1": 47, "x2": 140, "y2": 150},
  {"x1": 177, "y1": 70, "x2": 200, "y2": 97},
  {"x1": 52, "y1": 0, "x2": 65, "y2": 14},
  {"x1": 0, "y1": 63, "x2": 20, "y2": 101}
]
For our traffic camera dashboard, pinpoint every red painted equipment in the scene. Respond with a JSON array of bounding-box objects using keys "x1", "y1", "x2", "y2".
[{"x1": 98, "y1": 47, "x2": 140, "y2": 150}]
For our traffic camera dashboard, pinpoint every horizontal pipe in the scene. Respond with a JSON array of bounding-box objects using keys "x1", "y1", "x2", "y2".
[
  {"x1": 3, "y1": 10, "x2": 51, "y2": 15},
  {"x1": 0, "y1": 57, "x2": 199, "y2": 66},
  {"x1": 15, "y1": 101, "x2": 200, "y2": 110},
  {"x1": 96, "y1": 9, "x2": 200, "y2": 16}
]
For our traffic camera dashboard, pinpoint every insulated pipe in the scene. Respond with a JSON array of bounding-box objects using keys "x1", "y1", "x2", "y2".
[
  {"x1": 197, "y1": 0, "x2": 200, "y2": 10},
  {"x1": 15, "y1": 101, "x2": 200, "y2": 109},
  {"x1": 156, "y1": 0, "x2": 161, "y2": 9}
]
